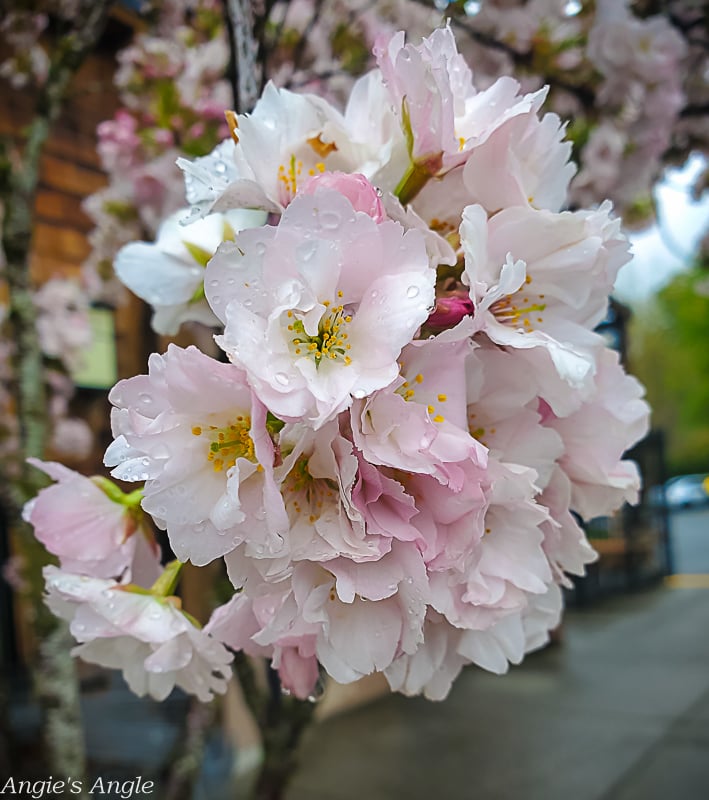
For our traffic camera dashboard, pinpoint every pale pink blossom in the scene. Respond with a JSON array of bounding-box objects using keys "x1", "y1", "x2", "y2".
[
  {"x1": 178, "y1": 84, "x2": 361, "y2": 219},
  {"x1": 115, "y1": 207, "x2": 265, "y2": 335},
  {"x1": 44, "y1": 566, "x2": 233, "y2": 702},
  {"x1": 351, "y1": 325, "x2": 487, "y2": 489},
  {"x1": 465, "y1": 343, "x2": 564, "y2": 490},
  {"x1": 546, "y1": 347, "x2": 650, "y2": 520},
  {"x1": 33, "y1": 278, "x2": 93, "y2": 375},
  {"x1": 207, "y1": 189, "x2": 435, "y2": 428},
  {"x1": 386, "y1": 582, "x2": 563, "y2": 700},
  {"x1": 462, "y1": 107, "x2": 576, "y2": 213},
  {"x1": 461, "y1": 201, "x2": 631, "y2": 386},
  {"x1": 206, "y1": 591, "x2": 320, "y2": 699},
  {"x1": 298, "y1": 171, "x2": 385, "y2": 222},
  {"x1": 374, "y1": 27, "x2": 546, "y2": 182},
  {"x1": 105, "y1": 345, "x2": 287, "y2": 566},
  {"x1": 538, "y1": 466, "x2": 598, "y2": 586},
  {"x1": 23, "y1": 459, "x2": 160, "y2": 584},
  {"x1": 50, "y1": 417, "x2": 94, "y2": 460}
]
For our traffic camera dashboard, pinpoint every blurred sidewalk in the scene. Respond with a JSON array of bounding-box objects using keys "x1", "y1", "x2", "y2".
[{"x1": 289, "y1": 584, "x2": 709, "y2": 800}]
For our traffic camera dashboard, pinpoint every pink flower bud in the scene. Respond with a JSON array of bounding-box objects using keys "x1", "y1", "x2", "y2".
[
  {"x1": 299, "y1": 171, "x2": 386, "y2": 223},
  {"x1": 427, "y1": 294, "x2": 474, "y2": 330}
]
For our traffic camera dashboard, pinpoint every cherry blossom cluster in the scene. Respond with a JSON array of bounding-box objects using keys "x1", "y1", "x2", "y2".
[
  {"x1": 27, "y1": 27, "x2": 650, "y2": 703},
  {"x1": 82, "y1": 0, "x2": 231, "y2": 302},
  {"x1": 82, "y1": 2, "x2": 707, "y2": 306},
  {"x1": 440, "y1": 0, "x2": 698, "y2": 222}
]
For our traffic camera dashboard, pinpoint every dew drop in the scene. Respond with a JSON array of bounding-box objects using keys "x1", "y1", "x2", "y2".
[
  {"x1": 296, "y1": 240, "x2": 318, "y2": 263},
  {"x1": 319, "y1": 211, "x2": 340, "y2": 230},
  {"x1": 139, "y1": 393, "x2": 153, "y2": 405},
  {"x1": 212, "y1": 295, "x2": 221, "y2": 304},
  {"x1": 307, "y1": 679, "x2": 325, "y2": 702},
  {"x1": 209, "y1": 279, "x2": 220, "y2": 288},
  {"x1": 352, "y1": 388, "x2": 366, "y2": 399},
  {"x1": 275, "y1": 372, "x2": 290, "y2": 386},
  {"x1": 254, "y1": 242, "x2": 267, "y2": 256},
  {"x1": 406, "y1": 285, "x2": 420, "y2": 299}
]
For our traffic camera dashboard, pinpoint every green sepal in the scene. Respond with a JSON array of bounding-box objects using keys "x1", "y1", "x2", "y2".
[
  {"x1": 183, "y1": 240, "x2": 213, "y2": 267},
  {"x1": 223, "y1": 220, "x2": 236, "y2": 241},
  {"x1": 91, "y1": 477, "x2": 144, "y2": 509},
  {"x1": 117, "y1": 584, "x2": 152, "y2": 596},
  {"x1": 189, "y1": 281, "x2": 206, "y2": 304},
  {"x1": 150, "y1": 559, "x2": 184, "y2": 598},
  {"x1": 401, "y1": 96, "x2": 415, "y2": 158},
  {"x1": 266, "y1": 411, "x2": 286, "y2": 437},
  {"x1": 181, "y1": 610, "x2": 202, "y2": 629},
  {"x1": 394, "y1": 156, "x2": 441, "y2": 206},
  {"x1": 395, "y1": 96, "x2": 444, "y2": 204}
]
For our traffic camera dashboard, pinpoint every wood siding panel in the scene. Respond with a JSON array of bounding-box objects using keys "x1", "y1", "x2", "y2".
[
  {"x1": 34, "y1": 190, "x2": 93, "y2": 232},
  {"x1": 39, "y1": 154, "x2": 105, "y2": 197}
]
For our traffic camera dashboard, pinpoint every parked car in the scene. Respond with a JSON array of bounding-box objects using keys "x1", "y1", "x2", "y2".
[{"x1": 663, "y1": 474, "x2": 709, "y2": 509}]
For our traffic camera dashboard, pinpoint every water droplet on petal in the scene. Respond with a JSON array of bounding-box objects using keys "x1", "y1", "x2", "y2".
[
  {"x1": 139, "y1": 393, "x2": 153, "y2": 405},
  {"x1": 352, "y1": 388, "x2": 366, "y2": 399},
  {"x1": 254, "y1": 242, "x2": 267, "y2": 256},
  {"x1": 406, "y1": 285, "x2": 420, "y2": 299},
  {"x1": 209, "y1": 279, "x2": 220, "y2": 288},
  {"x1": 275, "y1": 372, "x2": 290, "y2": 386},
  {"x1": 319, "y1": 211, "x2": 340, "y2": 230},
  {"x1": 296, "y1": 240, "x2": 318, "y2": 263}
]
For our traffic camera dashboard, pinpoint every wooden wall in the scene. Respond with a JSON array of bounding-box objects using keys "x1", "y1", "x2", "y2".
[{"x1": 1, "y1": 14, "x2": 153, "y2": 394}]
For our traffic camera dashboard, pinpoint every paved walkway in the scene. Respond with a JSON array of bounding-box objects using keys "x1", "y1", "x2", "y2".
[
  {"x1": 289, "y1": 584, "x2": 709, "y2": 800},
  {"x1": 9, "y1": 582, "x2": 709, "y2": 798}
]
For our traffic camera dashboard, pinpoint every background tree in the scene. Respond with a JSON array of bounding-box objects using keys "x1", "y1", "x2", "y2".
[{"x1": 629, "y1": 249, "x2": 709, "y2": 474}]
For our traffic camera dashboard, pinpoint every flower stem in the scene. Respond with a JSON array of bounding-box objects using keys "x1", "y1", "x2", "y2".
[
  {"x1": 394, "y1": 160, "x2": 434, "y2": 206},
  {"x1": 151, "y1": 560, "x2": 184, "y2": 598},
  {"x1": 249, "y1": 667, "x2": 317, "y2": 800}
]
